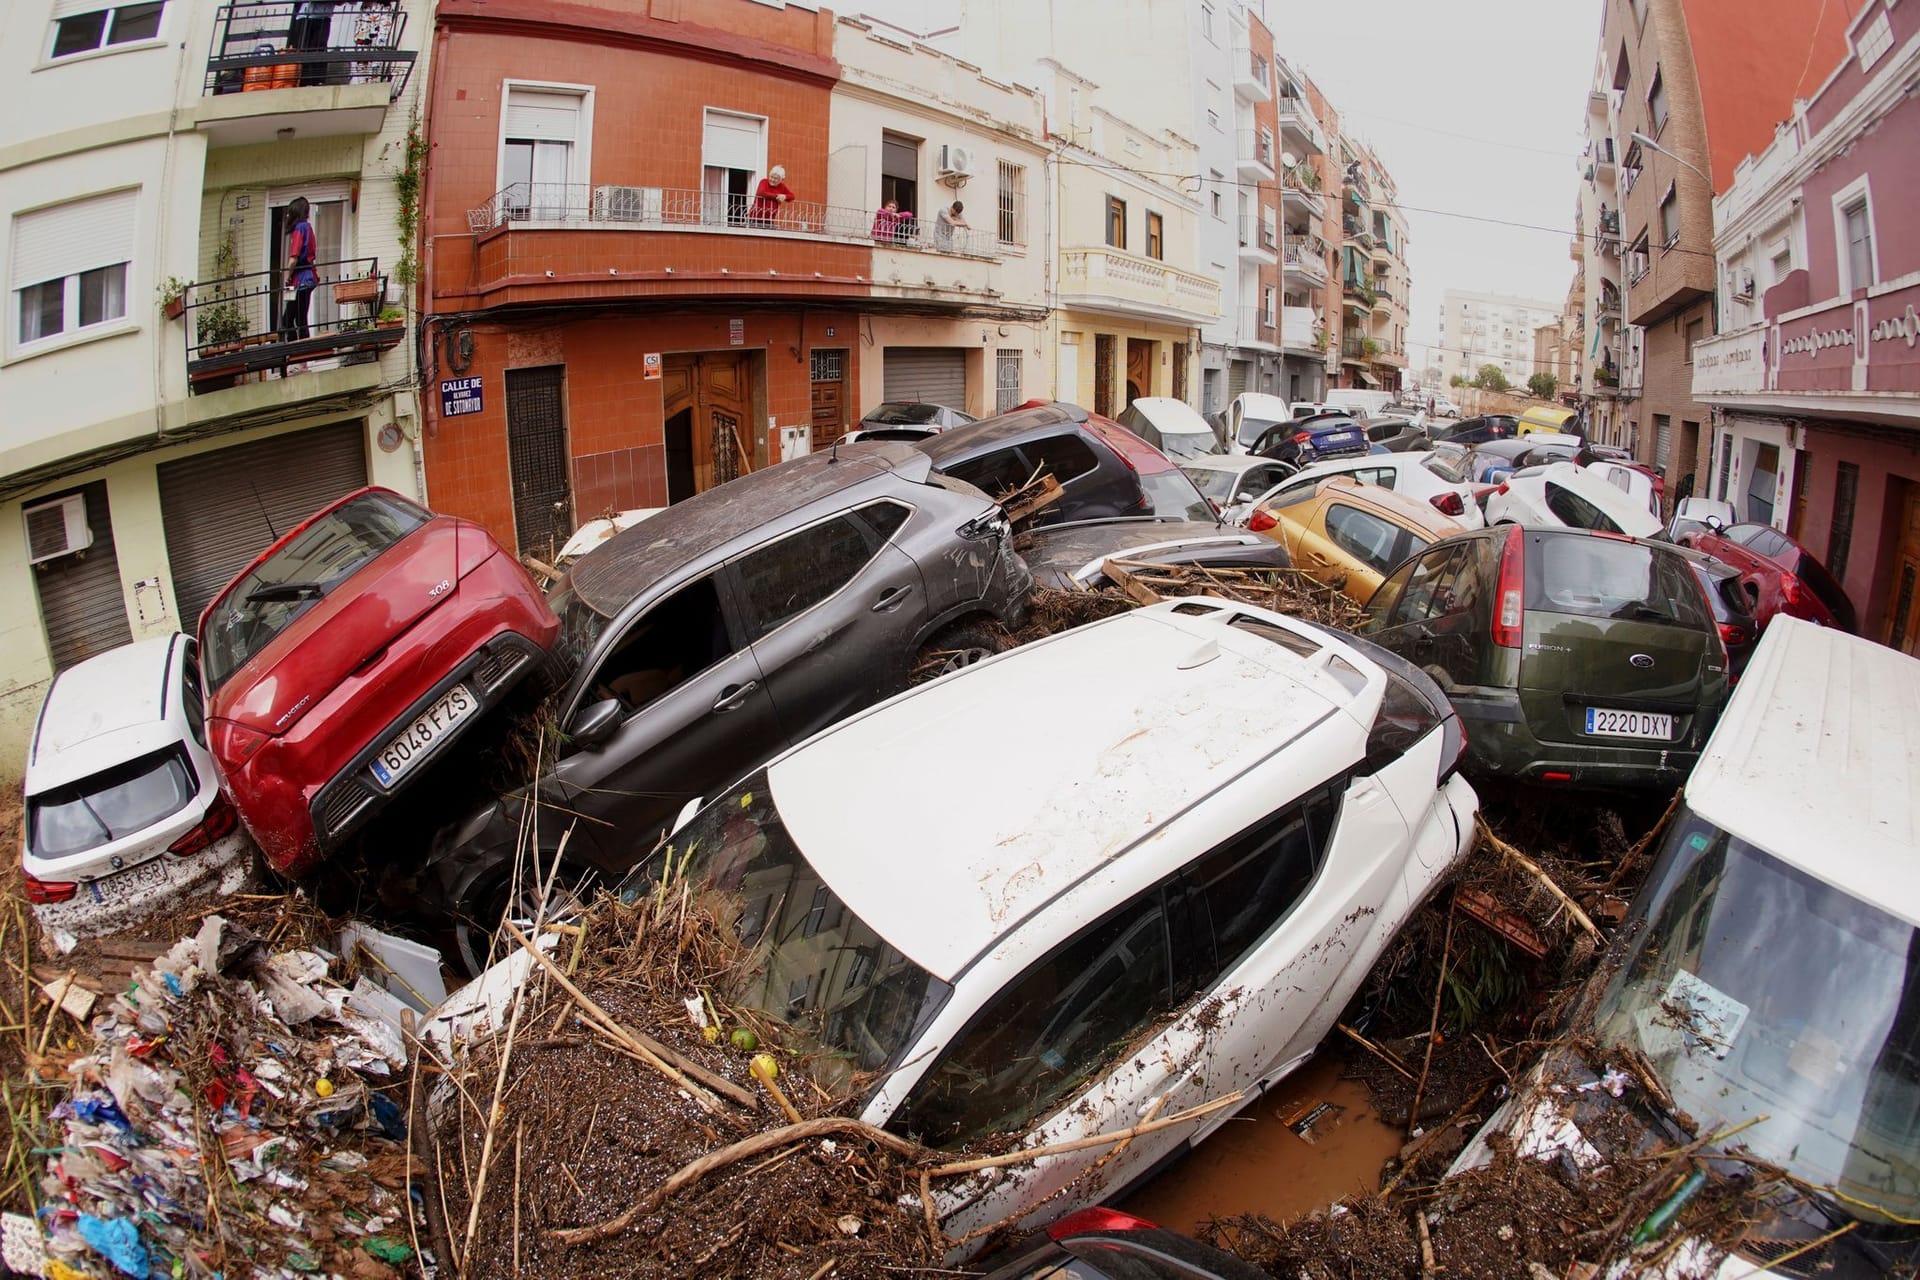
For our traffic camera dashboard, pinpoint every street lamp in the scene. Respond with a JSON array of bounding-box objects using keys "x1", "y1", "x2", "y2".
[{"x1": 1628, "y1": 131, "x2": 1708, "y2": 185}]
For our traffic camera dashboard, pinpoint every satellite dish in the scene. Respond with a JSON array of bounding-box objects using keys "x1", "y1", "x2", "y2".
[{"x1": 1280, "y1": 150, "x2": 1299, "y2": 170}]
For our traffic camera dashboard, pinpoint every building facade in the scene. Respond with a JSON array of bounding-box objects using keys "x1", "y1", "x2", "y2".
[
  {"x1": 1692, "y1": 0, "x2": 1920, "y2": 652},
  {"x1": 1437, "y1": 289, "x2": 1561, "y2": 389},
  {"x1": 1274, "y1": 58, "x2": 1331, "y2": 405},
  {"x1": 1, "y1": 0, "x2": 430, "y2": 778}
]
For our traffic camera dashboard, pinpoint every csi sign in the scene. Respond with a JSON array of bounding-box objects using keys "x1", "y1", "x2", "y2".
[{"x1": 440, "y1": 376, "x2": 484, "y2": 417}]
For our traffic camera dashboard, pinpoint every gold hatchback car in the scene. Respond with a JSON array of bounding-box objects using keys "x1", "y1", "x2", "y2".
[{"x1": 1249, "y1": 476, "x2": 1467, "y2": 604}]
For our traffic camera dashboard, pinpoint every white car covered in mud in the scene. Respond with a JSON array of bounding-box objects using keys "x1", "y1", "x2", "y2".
[
  {"x1": 21, "y1": 635, "x2": 255, "y2": 938},
  {"x1": 575, "y1": 598, "x2": 1478, "y2": 1250}
]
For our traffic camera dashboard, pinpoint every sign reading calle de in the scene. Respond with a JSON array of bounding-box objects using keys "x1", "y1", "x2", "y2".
[{"x1": 1690, "y1": 326, "x2": 1768, "y2": 397}]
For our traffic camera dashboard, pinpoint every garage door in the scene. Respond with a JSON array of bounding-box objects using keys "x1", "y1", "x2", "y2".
[
  {"x1": 158, "y1": 421, "x2": 369, "y2": 628},
  {"x1": 883, "y1": 347, "x2": 966, "y2": 410}
]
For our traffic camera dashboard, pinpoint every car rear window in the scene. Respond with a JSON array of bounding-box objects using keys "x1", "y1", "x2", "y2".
[
  {"x1": 1543, "y1": 481, "x2": 1623, "y2": 535},
  {"x1": 1325, "y1": 503, "x2": 1409, "y2": 575},
  {"x1": 29, "y1": 746, "x2": 197, "y2": 859},
  {"x1": 865, "y1": 403, "x2": 942, "y2": 425},
  {"x1": 1183, "y1": 467, "x2": 1239, "y2": 502},
  {"x1": 1525, "y1": 536, "x2": 1709, "y2": 628},
  {"x1": 203, "y1": 492, "x2": 429, "y2": 689},
  {"x1": 1140, "y1": 470, "x2": 1216, "y2": 522}
]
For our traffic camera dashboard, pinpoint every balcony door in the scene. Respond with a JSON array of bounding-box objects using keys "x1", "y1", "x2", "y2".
[
  {"x1": 702, "y1": 110, "x2": 766, "y2": 227},
  {"x1": 502, "y1": 87, "x2": 585, "y2": 221},
  {"x1": 267, "y1": 185, "x2": 351, "y2": 336}
]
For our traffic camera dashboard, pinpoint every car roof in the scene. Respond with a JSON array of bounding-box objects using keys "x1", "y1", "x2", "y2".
[
  {"x1": 914, "y1": 402, "x2": 1089, "y2": 463},
  {"x1": 1524, "y1": 462, "x2": 1662, "y2": 537},
  {"x1": 1233, "y1": 392, "x2": 1294, "y2": 418},
  {"x1": 1123, "y1": 397, "x2": 1212, "y2": 431},
  {"x1": 766, "y1": 601, "x2": 1373, "y2": 980},
  {"x1": 1686, "y1": 616, "x2": 1920, "y2": 924},
  {"x1": 26, "y1": 634, "x2": 183, "y2": 796},
  {"x1": 1305, "y1": 476, "x2": 1462, "y2": 536},
  {"x1": 567, "y1": 441, "x2": 933, "y2": 616}
]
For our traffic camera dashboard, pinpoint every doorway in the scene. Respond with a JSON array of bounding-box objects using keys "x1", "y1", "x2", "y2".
[
  {"x1": 1887, "y1": 485, "x2": 1920, "y2": 655},
  {"x1": 1126, "y1": 339, "x2": 1153, "y2": 406},
  {"x1": 268, "y1": 191, "x2": 350, "y2": 335},
  {"x1": 810, "y1": 348, "x2": 847, "y2": 440},
  {"x1": 881, "y1": 133, "x2": 920, "y2": 235},
  {"x1": 1094, "y1": 335, "x2": 1116, "y2": 417},
  {"x1": 662, "y1": 352, "x2": 754, "y2": 503},
  {"x1": 504, "y1": 366, "x2": 571, "y2": 559}
]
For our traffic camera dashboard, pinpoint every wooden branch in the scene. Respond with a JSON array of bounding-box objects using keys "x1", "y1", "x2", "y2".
[
  {"x1": 928, "y1": 1089, "x2": 1249, "y2": 1178},
  {"x1": 1382, "y1": 1081, "x2": 1493, "y2": 1196},
  {"x1": 1000, "y1": 474, "x2": 1064, "y2": 525},
  {"x1": 1099, "y1": 558, "x2": 1165, "y2": 606},
  {"x1": 1475, "y1": 817, "x2": 1603, "y2": 941},
  {"x1": 550, "y1": 1117, "x2": 926, "y2": 1245},
  {"x1": 504, "y1": 921, "x2": 756, "y2": 1113},
  {"x1": 1337, "y1": 1022, "x2": 1416, "y2": 1082},
  {"x1": 1408, "y1": 898, "x2": 1457, "y2": 1136}
]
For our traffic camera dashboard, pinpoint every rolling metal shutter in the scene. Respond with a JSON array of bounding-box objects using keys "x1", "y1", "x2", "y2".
[
  {"x1": 157, "y1": 421, "x2": 368, "y2": 629},
  {"x1": 34, "y1": 480, "x2": 132, "y2": 671},
  {"x1": 1227, "y1": 360, "x2": 1249, "y2": 401},
  {"x1": 883, "y1": 347, "x2": 966, "y2": 408},
  {"x1": 12, "y1": 189, "x2": 137, "y2": 288}
]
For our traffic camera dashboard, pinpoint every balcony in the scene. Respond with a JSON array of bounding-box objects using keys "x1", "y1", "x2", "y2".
[
  {"x1": 1342, "y1": 215, "x2": 1375, "y2": 247},
  {"x1": 1058, "y1": 247, "x2": 1220, "y2": 325},
  {"x1": 1233, "y1": 47, "x2": 1273, "y2": 102},
  {"x1": 1238, "y1": 215, "x2": 1278, "y2": 264},
  {"x1": 1342, "y1": 277, "x2": 1377, "y2": 315},
  {"x1": 1282, "y1": 236, "x2": 1327, "y2": 287},
  {"x1": 1340, "y1": 333, "x2": 1375, "y2": 364},
  {"x1": 181, "y1": 257, "x2": 401, "y2": 395},
  {"x1": 1592, "y1": 136, "x2": 1617, "y2": 184},
  {"x1": 1237, "y1": 309, "x2": 1281, "y2": 348},
  {"x1": 198, "y1": 1, "x2": 414, "y2": 146},
  {"x1": 1370, "y1": 238, "x2": 1394, "y2": 267},
  {"x1": 1281, "y1": 171, "x2": 1326, "y2": 220},
  {"x1": 1236, "y1": 132, "x2": 1276, "y2": 183},
  {"x1": 1275, "y1": 94, "x2": 1326, "y2": 156},
  {"x1": 1280, "y1": 305, "x2": 1324, "y2": 356}
]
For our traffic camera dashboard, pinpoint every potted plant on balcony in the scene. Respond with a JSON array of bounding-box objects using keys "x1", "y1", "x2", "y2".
[
  {"x1": 194, "y1": 232, "x2": 250, "y2": 357},
  {"x1": 157, "y1": 277, "x2": 189, "y2": 322},
  {"x1": 1361, "y1": 337, "x2": 1382, "y2": 358}
]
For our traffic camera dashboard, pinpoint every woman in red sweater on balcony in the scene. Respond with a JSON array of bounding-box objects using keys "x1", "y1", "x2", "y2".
[{"x1": 749, "y1": 165, "x2": 793, "y2": 227}]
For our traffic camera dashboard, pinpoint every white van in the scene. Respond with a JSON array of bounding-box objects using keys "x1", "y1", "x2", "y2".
[
  {"x1": 1452, "y1": 617, "x2": 1920, "y2": 1274},
  {"x1": 1321, "y1": 389, "x2": 1395, "y2": 421}
]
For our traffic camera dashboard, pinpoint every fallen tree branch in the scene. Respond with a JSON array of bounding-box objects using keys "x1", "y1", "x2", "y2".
[
  {"x1": 550, "y1": 1117, "x2": 926, "y2": 1245},
  {"x1": 1337, "y1": 1022, "x2": 1416, "y2": 1082},
  {"x1": 1382, "y1": 1081, "x2": 1493, "y2": 1196},
  {"x1": 928, "y1": 1089, "x2": 1250, "y2": 1178},
  {"x1": 1099, "y1": 558, "x2": 1164, "y2": 607},
  {"x1": 1474, "y1": 816, "x2": 1603, "y2": 941},
  {"x1": 1407, "y1": 897, "x2": 1457, "y2": 1136}
]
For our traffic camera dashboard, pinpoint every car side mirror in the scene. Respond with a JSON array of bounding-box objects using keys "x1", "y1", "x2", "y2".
[
  {"x1": 1703, "y1": 514, "x2": 1725, "y2": 534},
  {"x1": 567, "y1": 698, "x2": 623, "y2": 749}
]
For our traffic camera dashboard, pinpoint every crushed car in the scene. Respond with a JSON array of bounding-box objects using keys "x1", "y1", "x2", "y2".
[
  {"x1": 1249, "y1": 476, "x2": 1467, "y2": 604},
  {"x1": 21, "y1": 634, "x2": 256, "y2": 937},
  {"x1": 914, "y1": 401, "x2": 1164, "y2": 525},
  {"x1": 199, "y1": 487, "x2": 560, "y2": 876},
  {"x1": 1679, "y1": 519, "x2": 1857, "y2": 633},
  {"x1": 423, "y1": 441, "x2": 1031, "y2": 973},
  {"x1": 1483, "y1": 461, "x2": 1663, "y2": 539}
]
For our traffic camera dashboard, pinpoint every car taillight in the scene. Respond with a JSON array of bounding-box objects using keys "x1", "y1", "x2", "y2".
[
  {"x1": 1049, "y1": 1207, "x2": 1159, "y2": 1240},
  {"x1": 212, "y1": 719, "x2": 271, "y2": 766},
  {"x1": 1492, "y1": 527, "x2": 1525, "y2": 648},
  {"x1": 24, "y1": 871, "x2": 76, "y2": 904},
  {"x1": 1780, "y1": 574, "x2": 1825, "y2": 621},
  {"x1": 1717, "y1": 622, "x2": 1746, "y2": 649},
  {"x1": 1292, "y1": 431, "x2": 1313, "y2": 445},
  {"x1": 1494, "y1": 482, "x2": 1509, "y2": 495},
  {"x1": 1248, "y1": 508, "x2": 1277, "y2": 533},
  {"x1": 1430, "y1": 491, "x2": 1466, "y2": 516},
  {"x1": 169, "y1": 793, "x2": 238, "y2": 857}
]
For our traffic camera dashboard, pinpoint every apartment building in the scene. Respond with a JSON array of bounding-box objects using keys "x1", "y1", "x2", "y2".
[
  {"x1": 1691, "y1": 0, "x2": 1920, "y2": 652},
  {"x1": 0, "y1": 0, "x2": 430, "y2": 778},
  {"x1": 1341, "y1": 137, "x2": 1408, "y2": 393},
  {"x1": 1300, "y1": 77, "x2": 1345, "y2": 400},
  {"x1": 1274, "y1": 58, "x2": 1332, "y2": 405},
  {"x1": 1438, "y1": 289, "x2": 1561, "y2": 388},
  {"x1": 1582, "y1": 0, "x2": 1851, "y2": 501}
]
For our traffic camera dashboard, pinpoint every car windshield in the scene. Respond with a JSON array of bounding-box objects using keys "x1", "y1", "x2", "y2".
[
  {"x1": 1140, "y1": 469, "x2": 1217, "y2": 521},
  {"x1": 1182, "y1": 467, "x2": 1242, "y2": 502},
  {"x1": 1595, "y1": 807, "x2": 1920, "y2": 1224},
  {"x1": 202, "y1": 492, "x2": 429, "y2": 689},
  {"x1": 865, "y1": 403, "x2": 943, "y2": 425},
  {"x1": 1154, "y1": 429, "x2": 1218, "y2": 460},
  {"x1": 649, "y1": 770, "x2": 952, "y2": 1087},
  {"x1": 29, "y1": 746, "x2": 197, "y2": 859},
  {"x1": 547, "y1": 580, "x2": 611, "y2": 675}
]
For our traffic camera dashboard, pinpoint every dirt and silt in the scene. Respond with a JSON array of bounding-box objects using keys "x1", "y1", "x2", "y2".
[{"x1": 6, "y1": 580, "x2": 1874, "y2": 1279}]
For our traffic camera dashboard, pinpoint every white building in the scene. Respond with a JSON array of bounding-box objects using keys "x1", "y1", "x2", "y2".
[
  {"x1": 0, "y1": 0, "x2": 431, "y2": 780},
  {"x1": 1438, "y1": 288, "x2": 1563, "y2": 388}
]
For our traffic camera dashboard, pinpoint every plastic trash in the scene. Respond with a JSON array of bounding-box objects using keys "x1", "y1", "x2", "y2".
[{"x1": 76, "y1": 1215, "x2": 148, "y2": 1279}]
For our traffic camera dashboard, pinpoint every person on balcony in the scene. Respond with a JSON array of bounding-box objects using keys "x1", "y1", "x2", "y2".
[
  {"x1": 280, "y1": 197, "x2": 319, "y2": 345},
  {"x1": 749, "y1": 165, "x2": 793, "y2": 227},
  {"x1": 871, "y1": 199, "x2": 909, "y2": 243},
  {"x1": 291, "y1": 0, "x2": 339, "y2": 87},
  {"x1": 934, "y1": 200, "x2": 968, "y2": 249}
]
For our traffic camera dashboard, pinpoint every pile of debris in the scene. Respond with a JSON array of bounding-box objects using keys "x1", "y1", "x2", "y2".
[
  {"x1": 5, "y1": 914, "x2": 427, "y2": 1280},
  {"x1": 1093, "y1": 558, "x2": 1371, "y2": 630}
]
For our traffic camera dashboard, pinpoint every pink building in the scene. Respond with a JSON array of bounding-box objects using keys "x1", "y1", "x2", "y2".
[{"x1": 1692, "y1": 0, "x2": 1920, "y2": 653}]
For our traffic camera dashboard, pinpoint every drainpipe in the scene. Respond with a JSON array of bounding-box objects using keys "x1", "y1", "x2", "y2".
[
  {"x1": 1044, "y1": 136, "x2": 1059, "y2": 398},
  {"x1": 411, "y1": 10, "x2": 452, "y2": 505}
]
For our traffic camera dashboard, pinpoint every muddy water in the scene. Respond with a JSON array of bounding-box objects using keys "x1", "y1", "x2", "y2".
[{"x1": 1121, "y1": 1049, "x2": 1404, "y2": 1233}]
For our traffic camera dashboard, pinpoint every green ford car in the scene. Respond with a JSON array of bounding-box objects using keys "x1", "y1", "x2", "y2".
[{"x1": 1359, "y1": 526, "x2": 1731, "y2": 789}]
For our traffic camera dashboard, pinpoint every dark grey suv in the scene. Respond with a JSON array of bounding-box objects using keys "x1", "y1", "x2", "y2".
[{"x1": 427, "y1": 441, "x2": 1030, "y2": 971}]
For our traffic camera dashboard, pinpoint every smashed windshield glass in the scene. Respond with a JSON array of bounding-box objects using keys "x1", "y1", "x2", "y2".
[
  {"x1": 650, "y1": 771, "x2": 951, "y2": 1086},
  {"x1": 1594, "y1": 808, "x2": 1920, "y2": 1224}
]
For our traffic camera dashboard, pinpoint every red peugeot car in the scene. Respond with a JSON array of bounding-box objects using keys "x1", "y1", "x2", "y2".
[
  {"x1": 199, "y1": 488, "x2": 559, "y2": 876},
  {"x1": 1679, "y1": 521, "x2": 1857, "y2": 634}
]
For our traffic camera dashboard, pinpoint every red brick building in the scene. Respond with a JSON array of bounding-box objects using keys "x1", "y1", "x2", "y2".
[{"x1": 419, "y1": 0, "x2": 870, "y2": 556}]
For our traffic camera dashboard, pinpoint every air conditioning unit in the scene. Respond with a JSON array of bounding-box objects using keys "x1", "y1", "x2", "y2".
[
  {"x1": 937, "y1": 144, "x2": 975, "y2": 178},
  {"x1": 23, "y1": 494, "x2": 92, "y2": 565},
  {"x1": 592, "y1": 185, "x2": 660, "y2": 223}
]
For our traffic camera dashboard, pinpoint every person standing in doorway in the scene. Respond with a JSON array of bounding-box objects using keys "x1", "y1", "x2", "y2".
[
  {"x1": 750, "y1": 165, "x2": 793, "y2": 227},
  {"x1": 281, "y1": 197, "x2": 319, "y2": 344}
]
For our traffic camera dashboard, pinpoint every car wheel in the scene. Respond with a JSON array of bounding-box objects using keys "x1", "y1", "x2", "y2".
[
  {"x1": 912, "y1": 620, "x2": 1012, "y2": 685},
  {"x1": 450, "y1": 854, "x2": 596, "y2": 977}
]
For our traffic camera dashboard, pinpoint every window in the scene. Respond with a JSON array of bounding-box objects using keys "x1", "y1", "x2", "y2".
[
  {"x1": 27, "y1": 746, "x2": 196, "y2": 859},
  {"x1": 1144, "y1": 211, "x2": 1164, "y2": 261},
  {"x1": 1324, "y1": 503, "x2": 1407, "y2": 575},
  {"x1": 1177, "y1": 789, "x2": 1338, "y2": 984},
  {"x1": 1258, "y1": 127, "x2": 1275, "y2": 169},
  {"x1": 1647, "y1": 68, "x2": 1669, "y2": 133},
  {"x1": 1211, "y1": 187, "x2": 1223, "y2": 219},
  {"x1": 1842, "y1": 197, "x2": 1875, "y2": 292},
  {"x1": 1684, "y1": 317, "x2": 1705, "y2": 362},
  {"x1": 1525, "y1": 535, "x2": 1707, "y2": 628},
  {"x1": 48, "y1": 2, "x2": 163, "y2": 59},
  {"x1": 503, "y1": 87, "x2": 587, "y2": 220},
  {"x1": 1828, "y1": 461, "x2": 1859, "y2": 581},
  {"x1": 735, "y1": 515, "x2": 874, "y2": 638},
  {"x1": 854, "y1": 500, "x2": 911, "y2": 544},
  {"x1": 1659, "y1": 184, "x2": 1679, "y2": 247},
  {"x1": 588, "y1": 576, "x2": 736, "y2": 715},
  {"x1": 947, "y1": 448, "x2": 1032, "y2": 498},
  {"x1": 1201, "y1": 2, "x2": 1214, "y2": 40},
  {"x1": 1106, "y1": 196, "x2": 1127, "y2": 250},
  {"x1": 996, "y1": 161, "x2": 1026, "y2": 247},
  {"x1": 880, "y1": 132, "x2": 920, "y2": 224},
  {"x1": 180, "y1": 645, "x2": 207, "y2": 747},
  {"x1": 1627, "y1": 233, "x2": 1650, "y2": 284},
  {"x1": 11, "y1": 189, "x2": 136, "y2": 349},
  {"x1": 1023, "y1": 433, "x2": 1101, "y2": 486},
  {"x1": 1856, "y1": 11, "x2": 1894, "y2": 71},
  {"x1": 1262, "y1": 285, "x2": 1277, "y2": 327}
]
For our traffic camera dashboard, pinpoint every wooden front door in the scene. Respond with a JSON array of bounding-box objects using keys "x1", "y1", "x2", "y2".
[
  {"x1": 1126, "y1": 338, "x2": 1153, "y2": 406},
  {"x1": 810, "y1": 348, "x2": 847, "y2": 441},
  {"x1": 662, "y1": 352, "x2": 753, "y2": 503},
  {"x1": 1886, "y1": 486, "x2": 1920, "y2": 656}
]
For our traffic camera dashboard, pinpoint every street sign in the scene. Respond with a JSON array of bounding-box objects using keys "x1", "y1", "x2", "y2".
[{"x1": 440, "y1": 376, "x2": 483, "y2": 417}]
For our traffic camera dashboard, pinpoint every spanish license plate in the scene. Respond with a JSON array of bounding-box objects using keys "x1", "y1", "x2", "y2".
[
  {"x1": 88, "y1": 855, "x2": 174, "y2": 905},
  {"x1": 1584, "y1": 707, "x2": 1672, "y2": 740},
  {"x1": 370, "y1": 685, "x2": 476, "y2": 787},
  {"x1": 1322, "y1": 432, "x2": 1361, "y2": 449}
]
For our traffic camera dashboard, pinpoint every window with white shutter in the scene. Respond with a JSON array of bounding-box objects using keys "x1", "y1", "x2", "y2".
[
  {"x1": 11, "y1": 189, "x2": 137, "y2": 351},
  {"x1": 500, "y1": 86, "x2": 588, "y2": 220},
  {"x1": 47, "y1": 1, "x2": 165, "y2": 60}
]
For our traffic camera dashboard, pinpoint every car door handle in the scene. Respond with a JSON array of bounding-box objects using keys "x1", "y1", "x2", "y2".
[
  {"x1": 712, "y1": 680, "x2": 759, "y2": 712},
  {"x1": 871, "y1": 584, "x2": 915, "y2": 613}
]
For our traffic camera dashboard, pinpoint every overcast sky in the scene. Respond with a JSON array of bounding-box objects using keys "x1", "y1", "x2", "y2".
[{"x1": 850, "y1": 0, "x2": 1600, "y2": 366}]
